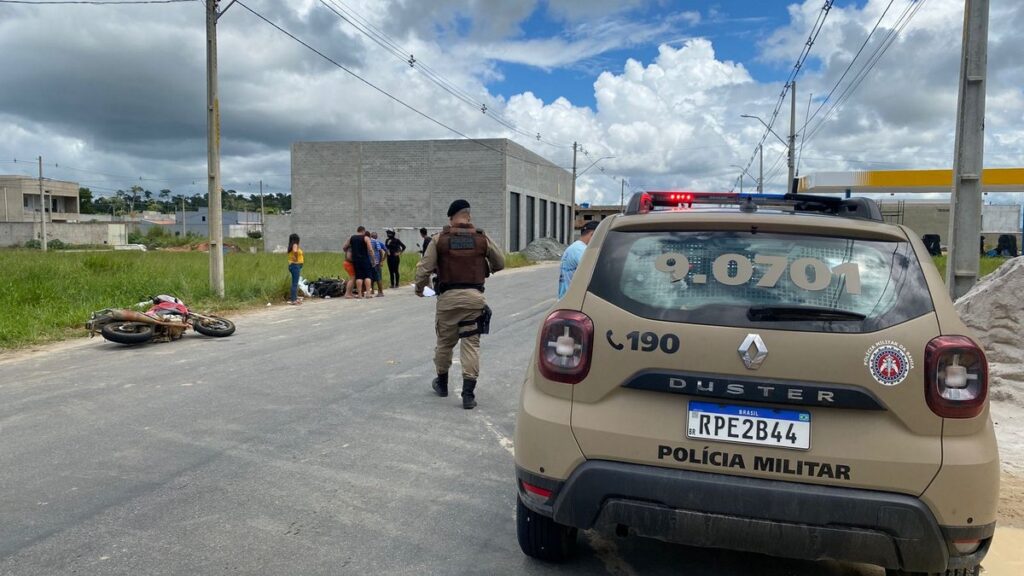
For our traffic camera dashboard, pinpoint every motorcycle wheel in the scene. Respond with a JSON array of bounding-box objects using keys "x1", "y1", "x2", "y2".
[
  {"x1": 193, "y1": 316, "x2": 236, "y2": 337},
  {"x1": 100, "y1": 322, "x2": 155, "y2": 345}
]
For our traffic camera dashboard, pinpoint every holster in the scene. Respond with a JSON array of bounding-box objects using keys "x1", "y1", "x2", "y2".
[{"x1": 458, "y1": 305, "x2": 492, "y2": 338}]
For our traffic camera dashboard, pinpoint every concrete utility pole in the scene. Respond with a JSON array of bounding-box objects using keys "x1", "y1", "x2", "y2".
[
  {"x1": 758, "y1": 144, "x2": 764, "y2": 193},
  {"x1": 259, "y1": 179, "x2": 265, "y2": 233},
  {"x1": 206, "y1": 0, "x2": 225, "y2": 297},
  {"x1": 181, "y1": 196, "x2": 186, "y2": 238},
  {"x1": 947, "y1": 0, "x2": 990, "y2": 299},
  {"x1": 620, "y1": 179, "x2": 625, "y2": 211},
  {"x1": 788, "y1": 81, "x2": 797, "y2": 194},
  {"x1": 38, "y1": 156, "x2": 47, "y2": 251},
  {"x1": 570, "y1": 142, "x2": 577, "y2": 231}
]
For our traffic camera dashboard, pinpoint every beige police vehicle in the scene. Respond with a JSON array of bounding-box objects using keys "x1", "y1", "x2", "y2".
[{"x1": 515, "y1": 192, "x2": 997, "y2": 575}]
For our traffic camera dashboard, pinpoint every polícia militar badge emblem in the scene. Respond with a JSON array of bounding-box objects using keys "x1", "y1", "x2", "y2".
[{"x1": 864, "y1": 341, "x2": 914, "y2": 386}]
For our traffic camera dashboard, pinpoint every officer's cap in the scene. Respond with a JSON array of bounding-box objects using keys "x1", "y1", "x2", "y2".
[{"x1": 447, "y1": 199, "x2": 471, "y2": 218}]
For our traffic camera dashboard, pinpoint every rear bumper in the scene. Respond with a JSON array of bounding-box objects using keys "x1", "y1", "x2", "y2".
[{"x1": 517, "y1": 461, "x2": 993, "y2": 572}]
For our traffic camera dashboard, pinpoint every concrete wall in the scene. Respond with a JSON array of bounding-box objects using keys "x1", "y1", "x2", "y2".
[
  {"x1": 879, "y1": 202, "x2": 1022, "y2": 239},
  {"x1": 291, "y1": 139, "x2": 571, "y2": 253},
  {"x1": 505, "y1": 144, "x2": 573, "y2": 250},
  {"x1": 0, "y1": 222, "x2": 127, "y2": 247},
  {"x1": 263, "y1": 214, "x2": 293, "y2": 252}
]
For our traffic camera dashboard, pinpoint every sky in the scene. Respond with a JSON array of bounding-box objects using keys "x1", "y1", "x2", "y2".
[{"x1": 0, "y1": 0, "x2": 1022, "y2": 206}]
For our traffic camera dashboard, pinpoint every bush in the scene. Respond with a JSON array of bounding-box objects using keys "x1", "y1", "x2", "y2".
[
  {"x1": 24, "y1": 239, "x2": 41, "y2": 249},
  {"x1": 247, "y1": 230, "x2": 263, "y2": 239}
]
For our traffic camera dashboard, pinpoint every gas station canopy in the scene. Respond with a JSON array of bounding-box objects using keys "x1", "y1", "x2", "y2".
[{"x1": 796, "y1": 168, "x2": 1024, "y2": 194}]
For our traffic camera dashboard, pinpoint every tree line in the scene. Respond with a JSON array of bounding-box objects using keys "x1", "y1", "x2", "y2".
[{"x1": 78, "y1": 185, "x2": 292, "y2": 216}]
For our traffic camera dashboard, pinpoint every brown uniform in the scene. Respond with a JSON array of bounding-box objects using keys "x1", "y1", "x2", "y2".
[{"x1": 415, "y1": 224, "x2": 504, "y2": 380}]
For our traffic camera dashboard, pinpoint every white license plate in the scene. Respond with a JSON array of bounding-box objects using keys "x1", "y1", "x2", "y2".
[{"x1": 687, "y1": 401, "x2": 811, "y2": 450}]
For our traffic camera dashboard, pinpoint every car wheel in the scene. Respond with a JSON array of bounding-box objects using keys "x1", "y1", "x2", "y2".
[{"x1": 516, "y1": 496, "x2": 577, "y2": 562}]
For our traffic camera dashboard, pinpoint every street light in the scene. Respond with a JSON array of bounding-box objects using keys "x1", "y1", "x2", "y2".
[
  {"x1": 740, "y1": 114, "x2": 787, "y2": 147},
  {"x1": 730, "y1": 164, "x2": 758, "y2": 193},
  {"x1": 742, "y1": 112, "x2": 795, "y2": 193},
  {"x1": 576, "y1": 155, "x2": 615, "y2": 179}
]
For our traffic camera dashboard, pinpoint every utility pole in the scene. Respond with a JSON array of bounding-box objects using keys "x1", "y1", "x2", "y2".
[
  {"x1": 739, "y1": 173, "x2": 744, "y2": 194},
  {"x1": 206, "y1": 0, "x2": 225, "y2": 297},
  {"x1": 758, "y1": 144, "x2": 764, "y2": 193},
  {"x1": 787, "y1": 80, "x2": 797, "y2": 194},
  {"x1": 620, "y1": 179, "x2": 625, "y2": 211},
  {"x1": 181, "y1": 196, "x2": 186, "y2": 238},
  {"x1": 38, "y1": 156, "x2": 47, "y2": 251},
  {"x1": 259, "y1": 179, "x2": 265, "y2": 234},
  {"x1": 947, "y1": 0, "x2": 990, "y2": 299},
  {"x1": 570, "y1": 142, "x2": 578, "y2": 234}
]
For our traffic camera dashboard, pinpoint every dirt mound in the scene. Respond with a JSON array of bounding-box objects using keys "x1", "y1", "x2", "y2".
[
  {"x1": 955, "y1": 256, "x2": 1024, "y2": 406},
  {"x1": 522, "y1": 237, "x2": 566, "y2": 261}
]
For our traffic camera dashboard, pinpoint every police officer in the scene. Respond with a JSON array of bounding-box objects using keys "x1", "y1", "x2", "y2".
[{"x1": 415, "y1": 199, "x2": 505, "y2": 409}]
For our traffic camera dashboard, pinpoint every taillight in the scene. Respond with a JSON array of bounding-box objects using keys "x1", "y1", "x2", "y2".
[
  {"x1": 538, "y1": 310, "x2": 594, "y2": 384},
  {"x1": 925, "y1": 336, "x2": 988, "y2": 418}
]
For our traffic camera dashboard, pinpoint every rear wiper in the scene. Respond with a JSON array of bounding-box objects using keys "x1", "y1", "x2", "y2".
[{"x1": 747, "y1": 305, "x2": 866, "y2": 322}]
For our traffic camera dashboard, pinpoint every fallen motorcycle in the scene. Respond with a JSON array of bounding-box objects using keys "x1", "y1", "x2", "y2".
[{"x1": 86, "y1": 294, "x2": 236, "y2": 345}]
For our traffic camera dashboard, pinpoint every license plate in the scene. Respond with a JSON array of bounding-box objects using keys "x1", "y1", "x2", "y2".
[{"x1": 687, "y1": 401, "x2": 811, "y2": 450}]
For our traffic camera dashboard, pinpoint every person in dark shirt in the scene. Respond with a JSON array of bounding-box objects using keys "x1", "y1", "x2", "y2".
[
  {"x1": 342, "y1": 226, "x2": 376, "y2": 298},
  {"x1": 420, "y1": 227, "x2": 431, "y2": 256},
  {"x1": 385, "y1": 229, "x2": 406, "y2": 289}
]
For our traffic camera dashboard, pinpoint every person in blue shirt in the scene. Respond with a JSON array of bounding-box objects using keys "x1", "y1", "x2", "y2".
[
  {"x1": 558, "y1": 220, "x2": 599, "y2": 299},
  {"x1": 370, "y1": 232, "x2": 388, "y2": 297}
]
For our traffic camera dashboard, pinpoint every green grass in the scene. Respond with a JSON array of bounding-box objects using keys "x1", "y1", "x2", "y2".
[
  {"x1": 0, "y1": 250, "x2": 533, "y2": 349},
  {"x1": 930, "y1": 255, "x2": 1008, "y2": 280}
]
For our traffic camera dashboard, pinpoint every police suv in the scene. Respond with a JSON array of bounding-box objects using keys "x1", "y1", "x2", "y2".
[{"x1": 514, "y1": 192, "x2": 997, "y2": 576}]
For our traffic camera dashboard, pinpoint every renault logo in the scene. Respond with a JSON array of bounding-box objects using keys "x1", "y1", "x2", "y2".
[{"x1": 738, "y1": 334, "x2": 768, "y2": 370}]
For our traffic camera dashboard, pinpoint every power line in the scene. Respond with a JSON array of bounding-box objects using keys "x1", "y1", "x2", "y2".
[
  {"x1": 234, "y1": 0, "x2": 572, "y2": 172},
  {"x1": 802, "y1": 0, "x2": 897, "y2": 130},
  {"x1": 802, "y1": 0, "x2": 929, "y2": 147},
  {"x1": 316, "y1": 0, "x2": 571, "y2": 149},
  {"x1": 736, "y1": 0, "x2": 835, "y2": 193}
]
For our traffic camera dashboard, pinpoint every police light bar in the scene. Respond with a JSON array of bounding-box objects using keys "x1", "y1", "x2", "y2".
[{"x1": 624, "y1": 191, "x2": 883, "y2": 221}]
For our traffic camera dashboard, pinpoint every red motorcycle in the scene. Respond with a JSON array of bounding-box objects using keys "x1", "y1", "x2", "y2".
[{"x1": 86, "y1": 295, "x2": 236, "y2": 345}]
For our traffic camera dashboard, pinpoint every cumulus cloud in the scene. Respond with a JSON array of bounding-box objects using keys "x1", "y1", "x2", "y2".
[{"x1": 0, "y1": 0, "x2": 1021, "y2": 205}]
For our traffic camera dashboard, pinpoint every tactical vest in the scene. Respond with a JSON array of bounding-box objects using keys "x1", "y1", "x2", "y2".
[{"x1": 435, "y1": 224, "x2": 488, "y2": 293}]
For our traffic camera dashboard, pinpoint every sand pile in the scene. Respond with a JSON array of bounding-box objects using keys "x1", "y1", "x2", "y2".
[
  {"x1": 522, "y1": 237, "x2": 566, "y2": 261},
  {"x1": 955, "y1": 256, "x2": 1024, "y2": 406}
]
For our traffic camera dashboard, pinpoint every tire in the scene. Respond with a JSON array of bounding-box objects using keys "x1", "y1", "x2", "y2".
[
  {"x1": 100, "y1": 322, "x2": 155, "y2": 345},
  {"x1": 193, "y1": 316, "x2": 235, "y2": 337},
  {"x1": 887, "y1": 566, "x2": 981, "y2": 576},
  {"x1": 516, "y1": 496, "x2": 577, "y2": 562}
]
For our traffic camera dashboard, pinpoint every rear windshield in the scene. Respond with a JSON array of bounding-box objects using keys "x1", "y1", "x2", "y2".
[{"x1": 588, "y1": 230, "x2": 934, "y2": 333}]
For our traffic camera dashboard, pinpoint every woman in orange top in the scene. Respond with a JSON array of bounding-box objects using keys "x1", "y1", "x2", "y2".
[{"x1": 287, "y1": 233, "x2": 303, "y2": 305}]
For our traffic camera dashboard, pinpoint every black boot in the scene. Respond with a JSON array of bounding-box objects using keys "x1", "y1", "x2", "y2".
[
  {"x1": 461, "y1": 378, "x2": 477, "y2": 409},
  {"x1": 432, "y1": 373, "x2": 449, "y2": 397}
]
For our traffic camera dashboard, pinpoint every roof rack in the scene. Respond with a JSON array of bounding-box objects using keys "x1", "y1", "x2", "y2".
[{"x1": 623, "y1": 191, "x2": 883, "y2": 222}]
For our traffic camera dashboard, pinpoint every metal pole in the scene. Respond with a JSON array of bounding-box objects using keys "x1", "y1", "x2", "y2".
[
  {"x1": 947, "y1": 0, "x2": 990, "y2": 299},
  {"x1": 739, "y1": 173, "x2": 744, "y2": 194},
  {"x1": 259, "y1": 179, "x2": 265, "y2": 233},
  {"x1": 181, "y1": 196, "x2": 186, "y2": 237},
  {"x1": 206, "y1": 0, "x2": 224, "y2": 297},
  {"x1": 39, "y1": 156, "x2": 47, "y2": 251},
  {"x1": 787, "y1": 81, "x2": 796, "y2": 194},
  {"x1": 3, "y1": 186, "x2": 7, "y2": 222},
  {"x1": 620, "y1": 179, "x2": 625, "y2": 211},
  {"x1": 570, "y1": 142, "x2": 577, "y2": 234},
  {"x1": 758, "y1": 144, "x2": 764, "y2": 193}
]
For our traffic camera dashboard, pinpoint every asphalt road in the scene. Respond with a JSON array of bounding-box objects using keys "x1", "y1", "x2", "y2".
[{"x1": 0, "y1": 263, "x2": 886, "y2": 576}]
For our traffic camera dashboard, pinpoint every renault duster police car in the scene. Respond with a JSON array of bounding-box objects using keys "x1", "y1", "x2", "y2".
[{"x1": 514, "y1": 192, "x2": 997, "y2": 576}]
